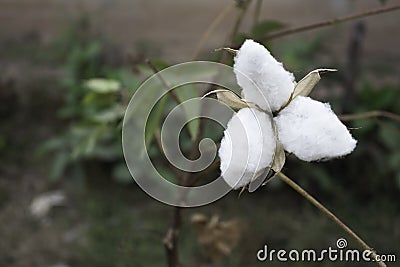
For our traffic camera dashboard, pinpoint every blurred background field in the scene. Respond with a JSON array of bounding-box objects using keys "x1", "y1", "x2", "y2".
[{"x1": 0, "y1": 0, "x2": 399, "y2": 266}]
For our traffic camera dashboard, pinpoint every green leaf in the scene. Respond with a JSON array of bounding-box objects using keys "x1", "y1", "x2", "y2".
[
  {"x1": 91, "y1": 104, "x2": 126, "y2": 123},
  {"x1": 136, "y1": 65, "x2": 154, "y2": 77},
  {"x1": 175, "y1": 84, "x2": 200, "y2": 140},
  {"x1": 115, "y1": 69, "x2": 142, "y2": 93},
  {"x1": 84, "y1": 78, "x2": 121, "y2": 94},
  {"x1": 50, "y1": 152, "x2": 69, "y2": 181},
  {"x1": 234, "y1": 33, "x2": 251, "y2": 46},
  {"x1": 157, "y1": 167, "x2": 177, "y2": 183},
  {"x1": 149, "y1": 59, "x2": 170, "y2": 71},
  {"x1": 378, "y1": 123, "x2": 400, "y2": 149},
  {"x1": 112, "y1": 163, "x2": 133, "y2": 183},
  {"x1": 145, "y1": 94, "x2": 169, "y2": 148},
  {"x1": 137, "y1": 60, "x2": 170, "y2": 79},
  {"x1": 91, "y1": 143, "x2": 122, "y2": 160},
  {"x1": 71, "y1": 125, "x2": 106, "y2": 158},
  {"x1": 252, "y1": 20, "x2": 286, "y2": 39}
]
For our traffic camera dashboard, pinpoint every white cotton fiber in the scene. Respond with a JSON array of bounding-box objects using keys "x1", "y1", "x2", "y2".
[
  {"x1": 274, "y1": 96, "x2": 357, "y2": 162},
  {"x1": 219, "y1": 108, "x2": 276, "y2": 189},
  {"x1": 234, "y1": 39, "x2": 295, "y2": 112}
]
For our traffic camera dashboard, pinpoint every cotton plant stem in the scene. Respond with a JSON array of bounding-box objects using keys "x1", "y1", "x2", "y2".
[
  {"x1": 192, "y1": 3, "x2": 235, "y2": 60},
  {"x1": 339, "y1": 110, "x2": 400, "y2": 122},
  {"x1": 163, "y1": 206, "x2": 183, "y2": 267},
  {"x1": 277, "y1": 172, "x2": 387, "y2": 267},
  {"x1": 230, "y1": 0, "x2": 253, "y2": 43},
  {"x1": 147, "y1": 59, "x2": 183, "y2": 267},
  {"x1": 253, "y1": 0, "x2": 263, "y2": 28},
  {"x1": 146, "y1": 59, "x2": 182, "y2": 106},
  {"x1": 262, "y1": 4, "x2": 400, "y2": 40}
]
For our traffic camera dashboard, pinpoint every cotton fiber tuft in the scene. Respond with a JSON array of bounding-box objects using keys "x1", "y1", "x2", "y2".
[
  {"x1": 219, "y1": 108, "x2": 276, "y2": 189},
  {"x1": 274, "y1": 96, "x2": 357, "y2": 161}
]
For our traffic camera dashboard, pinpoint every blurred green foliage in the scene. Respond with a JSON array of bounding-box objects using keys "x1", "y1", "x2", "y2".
[
  {"x1": 40, "y1": 24, "x2": 141, "y2": 184},
  {"x1": 40, "y1": 24, "x2": 207, "y2": 186}
]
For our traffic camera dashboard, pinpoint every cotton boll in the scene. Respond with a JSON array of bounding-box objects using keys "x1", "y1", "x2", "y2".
[
  {"x1": 234, "y1": 39, "x2": 295, "y2": 112},
  {"x1": 219, "y1": 108, "x2": 276, "y2": 189},
  {"x1": 274, "y1": 96, "x2": 357, "y2": 162}
]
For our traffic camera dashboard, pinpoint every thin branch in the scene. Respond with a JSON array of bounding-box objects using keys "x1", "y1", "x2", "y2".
[
  {"x1": 188, "y1": 157, "x2": 220, "y2": 187},
  {"x1": 162, "y1": 2, "x2": 255, "y2": 266},
  {"x1": 192, "y1": 3, "x2": 235, "y2": 60},
  {"x1": 339, "y1": 110, "x2": 400, "y2": 122},
  {"x1": 261, "y1": 4, "x2": 400, "y2": 40},
  {"x1": 146, "y1": 59, "x2": 182, "y2": 105},
  {"x1": 277, "y1": 172, "x2": 387, "y2": 267},
  {"x1": 147, "y1": 59, "x2": 184, "y2": 267},
  {"x1": 344, "y1": 21, "x2": 365, "y2": 113},
  {"x1": 154, "y1": 129, "x2": 183, "y2": 179},
  {"x1": 253, "y1": 0, "x2": 263, "y2": 29},
  {"x1": 163, "y1": 207, "x2": 183, "y2": 267},
  {"x1": 163, "y1": 93, "x2": 209, "y2": 267},
  {"x1": 218, "y1": 0, "x2": 253, "y2": 65},
  {"x1": 230, "y1": 0, "x2": 253, "y2": 43}
]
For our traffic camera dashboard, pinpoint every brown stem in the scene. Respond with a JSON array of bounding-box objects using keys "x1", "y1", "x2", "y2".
[
  {"x1": 161, "y1": 2, "x2": 255, "y2": 265},
  {"x1": 146, "y1": 59, "x2": 182, "y2": 105},
  {"x1": 154, "y1": 129, "x2": 183, "y2": 179},
  {"x1": 230, "y1": 0, "x2": 253, "y2": 43},
  {"x1": 253, "y1": 0, "x2": 263, "y2": 29},
  {"x1": 261, "y1": 4, "x2": 400, "y2": 40},
  {"x1": 339, "y1": 110, "x2": 400, "y2": 122},
  {"x1": 163, "y1": 207, "x2": 183, "y2": 267},
  {"x1": 192, "y1": 3, "x2": 235, "y2": 60},
  {"x1": 146, "y1": 59, "x2": 184, "y2": 267},
  {"x1": 344, "y1": 21, "x2": 365, "y2": 113},
  {"x1": 162, "y1": 99, "x2": 209, "y2": 267},
  {"x1": 277, "y1": 172, "x2": 387, "y2": 267}
]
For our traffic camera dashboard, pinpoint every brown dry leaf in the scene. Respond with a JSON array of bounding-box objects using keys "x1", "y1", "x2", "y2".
[
  {"x1": 203, "y1": 89, "x2": 250, "y2": 110},
  {"x1": 292, "y1": 68, "x2": 337, "y2": 100},
  {"x1": 191, "y1": 213, "x2": 242, "y2": 263}
]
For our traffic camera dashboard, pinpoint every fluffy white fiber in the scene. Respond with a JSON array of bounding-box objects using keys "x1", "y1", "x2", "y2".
[
  {"x1": 219, "y1": 108, "x2": 276, "y2": 189},
  {"x1": 234, "y1": 39, "x2": 295, "y2": 112},
  {"x1": 274, "y1": 96, "x2": 357, "y2": 162}
]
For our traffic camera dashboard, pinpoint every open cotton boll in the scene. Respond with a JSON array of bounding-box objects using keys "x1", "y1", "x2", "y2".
[
  {"x1": 234, "y1": 39, "x2": 295, "y2": 112},
  {"x1": 274, "y1": 96, "x2": 357, "y2": 162},
  {"x1": 219, "y1": 108, "x2": 276, "y2": 189}
]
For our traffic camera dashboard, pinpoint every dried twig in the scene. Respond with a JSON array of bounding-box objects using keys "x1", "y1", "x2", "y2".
[
  {"x1": 253, "y1": 0, "x2": 263, "y2": 29},
  {"x1": 146, "y1": 59, "x2": 184, "y2": 267},
  {"x1": 230, "y1": 0, "x2": 253, "y2": 44},
  {"x1": 163, "y1": 207, "x2": 183, "y2": 267},
  {"x1": 261, "y1": 4, "x2": 400, "y2": 40},
  {"x1": 145, "y1": 59, "x2": 181, "y2": 105},
  {"x1": 339, "y1": 110, "x2": 400, "y2": 122},
  {"x1": 277, "y1": 172, "x2": 387, "y2": 267},
  {"x1": 192, "y1": 3, "x2": 235, "y2": 60}
]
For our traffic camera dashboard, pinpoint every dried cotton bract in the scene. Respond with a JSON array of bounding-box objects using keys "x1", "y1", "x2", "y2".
[{"x1": 209, "y1": 39, "x2": 357, "y2": 191}]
